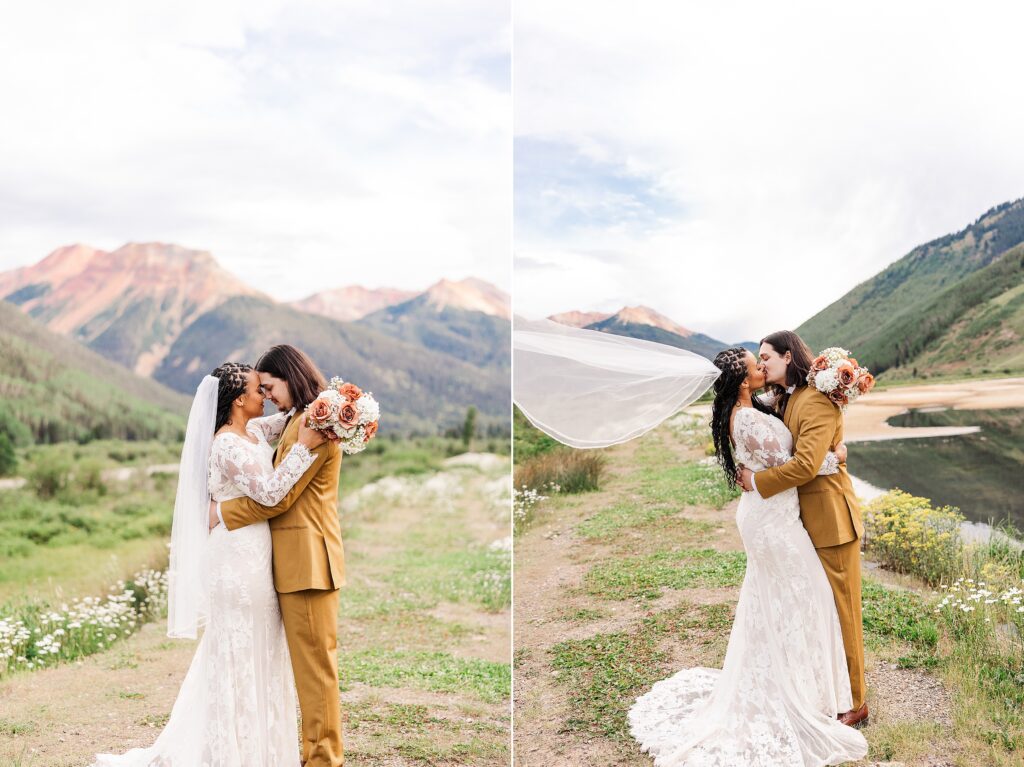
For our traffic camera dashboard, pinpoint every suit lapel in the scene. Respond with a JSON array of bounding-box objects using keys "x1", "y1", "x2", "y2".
[
  {"x1": 783, "y1": 387, "x2": 801, "y2": 432},
  {"x1": 273, "y1": 413, "x2": 300, "y2": 467}
]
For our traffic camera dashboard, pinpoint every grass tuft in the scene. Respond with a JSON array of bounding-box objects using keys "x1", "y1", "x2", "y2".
[
  {"x1": 340, "y1": 650, "x2": 510, "y2": 703},
  {"x1": 583, "y1": 549, "x2": 746, "y2": 601}
]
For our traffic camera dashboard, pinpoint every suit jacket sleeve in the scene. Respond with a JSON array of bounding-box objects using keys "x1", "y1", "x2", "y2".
[
  {"x1": 753, "y1": 393, "x2": 836, "y2": 499},
  {"x1": 221, "y1": 443, "x2": 336, "y2": 530}
]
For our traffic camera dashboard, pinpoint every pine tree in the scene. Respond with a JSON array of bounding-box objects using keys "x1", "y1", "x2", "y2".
[
  {"x1": 0, "y1": 432, "x2": 17, "y2": 477},
  {"x1": 462, "y1": 406, "x2": 477, "y2": 447}
]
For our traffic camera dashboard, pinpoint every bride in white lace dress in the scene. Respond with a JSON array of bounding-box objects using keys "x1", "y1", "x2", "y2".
[
  {"x1": 628, "y1": 348, "x2": 868, "y2": 766},
  {"x1": 92, "y1": 363, "x2": 326, "y2": 767}
]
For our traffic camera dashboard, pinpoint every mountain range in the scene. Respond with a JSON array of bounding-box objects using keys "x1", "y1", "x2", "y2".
[
  {"x1": 1, "y1": 244, "x2": 510, "y2": 436},
  {"x1": 547, "y1": 305, "x2": 756, "y2": 359},
  {"x1": 549, "y1": 198, "x2": 1024, "y2": 380}
]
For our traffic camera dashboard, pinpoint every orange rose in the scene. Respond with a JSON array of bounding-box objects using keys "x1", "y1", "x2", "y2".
[
  {"x1": 828, "y1": 389, "x2": 848, "y2": 406},
  {"x1": 339, "y1": 402, "x2": 359, "y2": 429},
  {"x1": 308, "y1": 398, "x2": 332, "y2": 425},
  {"x1": 848, "y1": 358, "x2": 859, "y2": 369},
  {"x1": 337, "y1": 382, "x2": 362, "y2": 401},
  {"x1": 837, "y1": 363, "x2": 856, "y2": 387},
  {"x1": 812, "y1": 355, "x2": 829, "y2": 372},
  {"x1": 856, "y1": 373, "x2": 875, "y2": 394},
  {"x1": 363, "y1": 420, "x2": 378, "y2": 442}
]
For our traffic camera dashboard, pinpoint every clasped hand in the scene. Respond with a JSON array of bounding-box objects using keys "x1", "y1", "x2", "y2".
[{"x1": 735, "y1": 441, "x2": 847, "y2": 493}]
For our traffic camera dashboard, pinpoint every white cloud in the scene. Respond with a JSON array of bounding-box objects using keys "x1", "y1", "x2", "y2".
[
  {"x1": 514, "y1": 0, "x2": 1024, "y2": 342},
  {"x1": 0, "y1": 0, "x2": 510, "y2": 298}
]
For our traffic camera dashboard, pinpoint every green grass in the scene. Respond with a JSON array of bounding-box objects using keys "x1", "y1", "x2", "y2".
[
  {"x1": 582, "y1": 549, "x2": 747, "y2": 601},
  {"x1": 860, "y1": 579, "x2": 940, "y2": 667},
  {"x1": 345, "y1": 700, "x2": 509, "y2": 764},
  {"x1": 17, "y1": 439, "x2": 182, "y2": 471},
  {"x1": 340, "y1": 435, "x2": 490, "y2": 494},
  {"x1": 340, "y1": 650, "x2": 510, "y2": 703},
  {"x1": 576, "y1": 501, "x2": 716, "y2": 540},
  {"x1": 0, "y1": 444, "x2": 179, "y2": 604},
  {"x1": 0, "y1": 719, "x2": 34, "y2": 737},
  {"x1": 549, "y1": 602, "x2": 733, "y2": 740},
  {"x1": 635, "y1": 454, "x2": 740, "y2": 510},
  {"x1": 513, "y1": 406, "x2": 561, "y2": 460},
  {"x1": 558, "y1": 607, "x2": 607, "y2": 623}
]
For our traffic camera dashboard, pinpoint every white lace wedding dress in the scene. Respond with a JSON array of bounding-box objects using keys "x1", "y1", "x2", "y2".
[
  {"x1": 92, "y1": 412, "x2": 315, "y2": 767},
  {"x1": 628, "y1": 405, "x2": 868, "y2": 766}
]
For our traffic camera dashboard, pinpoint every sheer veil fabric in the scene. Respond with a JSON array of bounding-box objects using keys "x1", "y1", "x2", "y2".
[
  {"x1": 166, "y1": 374, "x2": 218, "y2": 640},
  {"x1": 512, "y1": 317, "x2": 721, "y2": 449}
]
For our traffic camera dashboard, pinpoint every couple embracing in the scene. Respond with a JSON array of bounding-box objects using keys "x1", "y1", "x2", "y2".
[
  {"x1": 93, "y1": 345, "x2": 345, "y2": 767},
  {"x1": 629, "y1": 330, "x2": 869, "y2": 766}
]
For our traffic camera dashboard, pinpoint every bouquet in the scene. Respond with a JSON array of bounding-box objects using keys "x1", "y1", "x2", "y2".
[
  {"x1": 304, "y1": 376, "x2": 380, "y2": 454},
  {"x1": 807, "y1": 347, "x2": 875, "y2": 410}
]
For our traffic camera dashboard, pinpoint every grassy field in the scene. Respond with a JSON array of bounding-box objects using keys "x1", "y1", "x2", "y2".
[
  {"x1": 513, "y1": 409, "x2": 1021, "y2": 767},
  {"x1": 0, "y1": 437, "x2": 511, "y2": 766},
  {"x1": 0, "y1": 441, "x2": 182, "y2": 605}
]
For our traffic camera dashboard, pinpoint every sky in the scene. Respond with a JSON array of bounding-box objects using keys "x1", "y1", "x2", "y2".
[
  {"x1": 0, "y1": 0, "x2": 510, "y2": 300},
  {"x1": 513, "y1": 1, "x2": 1024, "y2": 342}
]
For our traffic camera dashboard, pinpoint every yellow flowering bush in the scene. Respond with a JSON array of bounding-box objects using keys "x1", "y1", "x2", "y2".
[{"x1": 864, "y1": 489, "x2": 964, "y2": 586}]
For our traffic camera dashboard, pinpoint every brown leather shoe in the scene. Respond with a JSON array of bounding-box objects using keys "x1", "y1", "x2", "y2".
[{"x1": 838, "y1": 703, "x2": 869, "y2": 728}]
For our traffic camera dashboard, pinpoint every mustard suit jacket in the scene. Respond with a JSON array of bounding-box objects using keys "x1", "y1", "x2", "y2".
[
  {"x1": 753, "y1": 385, "x2": 863, "y2": 549},
  {"x1": 221, "y1": 413, "x2": 345, "y2": 593}
]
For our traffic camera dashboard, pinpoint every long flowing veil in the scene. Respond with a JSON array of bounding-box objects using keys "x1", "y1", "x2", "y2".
[
  {"x1": 513, "y1": 317, "x2": 721, "y2": 449},
  {"x1": 166, "y1": 375, "x2": 218, "y2": 639}
]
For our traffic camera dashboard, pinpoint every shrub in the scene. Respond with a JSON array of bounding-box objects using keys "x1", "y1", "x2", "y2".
[
  {"x1": 73, "y1": 459, "x2": 107, "y2": 495},
  {"x1": 28, "y1": 459, "x2": 72, "y2": 500},
  {"x1": 514, "y1": 448, "x2": 606, "y2": 494},
  {"x1": 863, "y1": 489, "x2": 964, "y2": 586}
]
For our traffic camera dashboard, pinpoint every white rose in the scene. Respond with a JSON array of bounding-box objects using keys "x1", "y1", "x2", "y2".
[
  {"x1": 356, "y1": 395, "x2": 380, "y2": 422},
  {"x1": 321, "y1": 389, "x2": 345, "y2": 408},
  {"x1": 814, "y1": 369, "x2": 839, "y2": 393}
]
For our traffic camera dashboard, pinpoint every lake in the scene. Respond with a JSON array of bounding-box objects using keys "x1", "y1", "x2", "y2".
[{"x1": 849, "y1": 407, "x2": 1024, "y2": 532}]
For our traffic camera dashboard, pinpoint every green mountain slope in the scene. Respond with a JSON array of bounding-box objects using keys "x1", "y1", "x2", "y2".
[
  {"x1": 798, "y1": 199, "x2": 1024, "y2": 374},
  {"x1": 0, "y1": 302, "x2": 188, "y2": 445},
  {"x1": 359, "y1": 295, "x2": 510, "y2": 372},
  {"x1": 155, "y1": 296, "x2": 509, "y2": 434},
  {"x1": 873, "y1": 244, "x2": 1024, "y2": 380}
]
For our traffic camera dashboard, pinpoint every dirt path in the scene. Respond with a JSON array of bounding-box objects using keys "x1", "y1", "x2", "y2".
[
  {"x1": 0, "y1": 455, "x2": 511, "y2": 767},
  {"x1": 513, "y1": 424, "x2": 956, "y2": 767}
]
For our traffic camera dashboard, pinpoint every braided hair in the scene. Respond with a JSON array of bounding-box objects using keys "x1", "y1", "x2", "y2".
[
  {"x1": 211, "y1": 362, "x2": 253, "y2": 432},
  {"x1": 710, "y1": 348, "x2": 777, "y2": 489}
]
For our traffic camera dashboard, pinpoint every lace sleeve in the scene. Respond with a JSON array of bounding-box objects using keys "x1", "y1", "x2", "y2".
[
  {"x1": 210, "y1": 435, "x2": 316, "y2": 506},
  {"x1": 817, "y1": 450, "x2": 840, "y2": 476},
  {"x1": 733, "y1": 408, "x2": 791, "y2": 468},
  {"x1": 246, "y1": 411, "x2": 292, "y2": 444}
]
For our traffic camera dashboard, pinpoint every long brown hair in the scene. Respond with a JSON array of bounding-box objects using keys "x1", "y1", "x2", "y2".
[
  {"x1": 255, "y1": 345, "x2": 326, "y2": 411},
  {"x1": 760, "y1": 330, "x2": 814, "y2": 403}
]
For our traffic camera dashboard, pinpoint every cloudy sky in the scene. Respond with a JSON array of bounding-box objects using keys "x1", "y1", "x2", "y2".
[
  {"x1": 0, "y1": 0, "x2": 510, "y2": 299},
  {"x1": 514, "y1": 1, "x2": 1024, "y2": 342}
]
